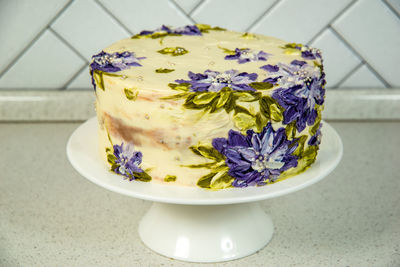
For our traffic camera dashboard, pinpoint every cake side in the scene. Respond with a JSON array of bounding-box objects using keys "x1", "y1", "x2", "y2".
[{"x1": 91, "y1": 25, "x2": 325, "y2": 189}]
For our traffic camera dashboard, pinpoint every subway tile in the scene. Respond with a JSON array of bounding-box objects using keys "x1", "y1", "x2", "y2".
[
  {"x1": 51, "y1": 0, "x2": 131, "y2": 60},
  {"x1": 332, "y1": 0, "x2": 400, "y2": 87},
  {"x1": 191, "y1": 0, "x2": 276, "y2": 32},
  {"x1": 340, "y1": 64, "x2": 385, "y2": 88},
  {"x1": 250, "y1": 0, "x2": 352, "y2": 43},
  {"x1": 67, "y1": 65, "x2": 92, "y2": 90},
  {"x1": 310, "y1": 28, "x2": 361, "y2": 87},
  {"x1": 0, "y1": 30, "x2": 85, "y2": 89},
  {"x1": 173, "y1": 0, "x2": 203, "y2": 14},
  {"x1": 0, "y1": 0, "x2": 68, "y2": 74},
  {"x1": 97, "y1": 0, "x2": 192, "y2": 34}
]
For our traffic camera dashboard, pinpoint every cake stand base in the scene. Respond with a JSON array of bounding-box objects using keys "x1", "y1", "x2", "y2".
[{"x1": 138, "y1": 202, "x2": 273, "y2": 262}]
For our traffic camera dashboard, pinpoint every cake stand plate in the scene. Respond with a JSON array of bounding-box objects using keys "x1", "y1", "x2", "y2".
[{"x1": 67, "y1": 117, "x2": 342, "y2": 263}]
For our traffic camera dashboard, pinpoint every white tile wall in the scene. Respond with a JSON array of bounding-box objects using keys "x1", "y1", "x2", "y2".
[{"x1": 0, "y1": 0, "x2": 399, "y2": 90}]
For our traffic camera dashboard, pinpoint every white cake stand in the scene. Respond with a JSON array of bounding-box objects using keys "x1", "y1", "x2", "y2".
[{"x1": 67, "y1": 117, "x2": 342, "y2": 263}]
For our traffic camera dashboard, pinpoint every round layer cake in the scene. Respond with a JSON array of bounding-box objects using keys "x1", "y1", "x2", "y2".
[{"x1": 90, "y1": 24, "x2": 325, "y2": 189}]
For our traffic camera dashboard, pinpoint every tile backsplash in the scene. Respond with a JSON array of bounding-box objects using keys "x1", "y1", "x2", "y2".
[{"x1": 0, "y1": 0, "x2": 399, "y2": 90}]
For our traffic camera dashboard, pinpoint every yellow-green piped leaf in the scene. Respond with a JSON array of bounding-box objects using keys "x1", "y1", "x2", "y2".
[
  {"x1": 155, "y1": 68, "x2": 175, "y2": 73},
  {"x1": 249, "y1": 82, "x2": 274, "y2": 90},
  {"x1": 197, "y1": 172, "x2": 216, "y2": 188},
  {"x1": 124, "y1": 88, "x2": 138, "y2": 101},
  {"x1": 216, "y1": 90, "x2": 232, "y2": 108},
  {"x1": 164, "y1": 175, "x2": 177, "y2": 182},
  {"x1": 168, "y1": 82, "x2": 190, "y2": 91},
  {"x1": 210, "y1": 171, "x2": 234, "y2": 190},
  {"x1": 192, "y1": 92, "x2": 217, "y2": 105},
  {"x1": 233, "y1": 112, "x2": 256, "y2": 131},
  {"x1": 157, "y1": 47, "x2": 188, "y2": 56},
  {"x1": 133, "y1": 171, "x2": 152, "y2": 182},
  {"x1": 241, "y1": 32, "x2": 257, "y2": 39},
  {"x1": 285, "y1": 121, "x2": 297, "y2": 140}
]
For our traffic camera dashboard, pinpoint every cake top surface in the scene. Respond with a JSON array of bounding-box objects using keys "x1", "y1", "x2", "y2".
[{"x1": 91, "y1": 24, "x2": 322, "y2": 94}]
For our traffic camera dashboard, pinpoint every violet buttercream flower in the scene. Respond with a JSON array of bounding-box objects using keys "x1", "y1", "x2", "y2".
[
  {"x1": 176, "y1": 69, "x2": 258, "y2": 92},
  {"x1": 90, "y1": 51, "x2": 145, "y2": 73},
  {"x1": 212, "y1": 123, "x2": 298, "y2": 187},
  {"x1": 260, "y1": 60, "x2": 320, "y2": 88},
  {"x1": 112, "y1": 143, "x2": 144, "y2": 178},
  {"x1": 299, "y1": 45, "x2": 322, "y2": 60},
  {"x1": 225, "y1": 48, "x2": 270, "y2": 64},
  {"x1": 139, "y1": 25, "x2": 202, "y2": 36},
  {"x1": 272, "y1": 76, "x2": 325, "y2": 132}
]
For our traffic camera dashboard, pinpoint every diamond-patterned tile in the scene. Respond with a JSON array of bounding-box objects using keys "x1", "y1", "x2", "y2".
[
  {"x1": 67, "y1": 65, "x2": 92, "y2": 90},
  {"x1": 386, "y1": 0, "x2": 400, "y2": 16},
  {"x1": 0, "y1": 30, "x2": 85, "y2": 89},
  {"x1": 173, "y1": 0, "x2": 203, "y2": 14},
  {"x1": 310, "y1": 28, "x2": 361, "y2": 87},
  {"x1": 97, "y1": 0, "x2": 192, "y2": 34},
  {"x1": 332, "y1": 0, "x2": 400, "y2": 87},
  {"x1": 51, "y1": 0, "x2": 131, "y2": 60},
  {"x1": 191, "y1": 0, "x2": 276, "y2": 32},
  {"x1": 0, "y1": 0, "x2": 69, "y2": 74},
  {"x1": 340, "y1": 64, "x2": 385, "y2": 88},
  {"x1": 251, "y1": 0, "x2": 352, "y2": 43}
]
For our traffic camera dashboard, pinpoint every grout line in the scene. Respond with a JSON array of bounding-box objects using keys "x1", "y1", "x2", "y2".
[
  {"x1": 335, "y1": 61, "x2": 364, "y2": 88},
  {"x1": 245, "y1": 0, "x2": 281, "y2": 32},
  {"x1": 94, "y1": 0, "x2": 134, "y2": 35},
  {"x1": 61, "y1": 62, "x2": 89, "y2": 90},
  {"x1": 0, "y1": 0, "x2": 75, "y2": 80},
  {"x1": 330, "y1": 27, "x2": 392, "y2": 88},
  {"x1": 307, "y1": 0, "x2": 358, "y2": 46},
  {"x1": 189, "y1": 0, "x2": 206, "y2": 16},
  {"x1": 48, "y1": 27, "x2": 88, "y2": 63},
  {"x1": 382, "y1": 0, "x2": 400, "y2": 20},
  {"x1": 168, "y1": 0, "x2": 196, "y2": 24}
]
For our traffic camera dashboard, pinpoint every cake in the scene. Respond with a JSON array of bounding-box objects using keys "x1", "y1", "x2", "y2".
[{"x1": 90, "y1": 24, "x2": 325, "y2": 190}]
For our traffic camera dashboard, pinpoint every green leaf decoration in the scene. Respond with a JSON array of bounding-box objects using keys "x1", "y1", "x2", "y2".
[
  {"x1": 155, "y1": 68, "x2": 175, "y2": 73},
  {"x1": 241, "y1": 32, "x2": 257, "y2": 39},
  {"x1": 164, "y1": 175, "x2": 177, "y2": 182},
  {"x1": 249, "y1": 82, "x2": 274, "y2": 90},
  {"x1": 210, "y1": 171, "x2": 234, "y2": 190},
  {"x1": 285, "y1": 121, "x2": 297, "y2": 140},
  {"x1": 293, "y1": 135, "x2": 308, "y2": 157},
  {"x1": 197, "y1": 172, "x2": 217, "y2": 188},
  {"x1": 168, "y1": 82, "x2": 191, "y2": 91},
  {"x1": 283, "y1": 43, "x2": 303, "y2": 49},
  {"x1": 233, "y1": 112, "x2": 256, "y2": 131},
  {"x1": 93, "y1": 70, "x2": 105, "y2": 91},
  {"x1": 259, "y1": 96, "x2": 285, "y2": 122},
  {"x1": 217, "y1": 46, "x2": 236, "y2": 55},
  {"x1": 236, "y1": 91, "x2": 261, "y2": 102},
  {"x1": 255, "y1": 112, "x2": 268, "y2": 132},
  {"x1": 124, "y1": 88, "x2": 138, "y2": 101},
  {"x1": 309, "y1": 119, "x2": 321, "y2": 136},
  {"x1": 107, "y1": 154, "x2": 117, "y2": 164},
  {"x1": 192, "y1": 92, "x2": 218, "y2": 105},
  {"x1": 234, "y1": 105, "x2": 252, "y2": 116},
  {"x1": 133, "y1": 171, "x2": 152, "y2": 182},
  {"x1": 216, "y1": 89, "x2": 232, "y2": 108},
  {"x1": 183, "y1": 162, "x2": 219, "y2": 169},
  {"x1": 196, "y1": 24, "x2": 226, "y2": 33},
  {"x1": 157, "y1": 47, "x2": 188, "y2": 56},
  {"x1": 190, "y1": 144, "x2": 225, "y2": 161}
]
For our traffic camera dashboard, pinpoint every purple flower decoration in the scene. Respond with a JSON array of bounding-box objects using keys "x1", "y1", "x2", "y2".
[
  {"x1": 112, "y1": 143, "x2": 144, "y2": 178},
  {"x1": 260, "y1": 60, "x2": 321, "y2": 89},
  {"x1": 300, "y1": 46, "x2": 322, "y2": 60},
  {"x1": 90, "y1": 51, "x2": 145, "y2": 73},
  {"x1": 225, "y1": 48, "x2": 270, "y2": 64},
  {"x1": 176, "y1": 69, "x2": 258, "y2": 92},
  {"x1": 138, "y1": 25, "x2": 201, "y2": 36},
  {"x1": 308, "y1": 123, "x2": 322, "y2": 146},
  {"x1": 272, "y1": 76, "x2": 325, "y2": 132},
  {"x1": 212, "y1": 123, "x2": 298, "y2": 187},
  {"x1": 90, "y1": 51, "x2": 145, "y2": 90}
]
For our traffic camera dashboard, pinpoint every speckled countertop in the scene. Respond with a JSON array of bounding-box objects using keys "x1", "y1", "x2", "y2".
[{"x1": 1, "y1": 121, "x2": 400, "y2": 266}]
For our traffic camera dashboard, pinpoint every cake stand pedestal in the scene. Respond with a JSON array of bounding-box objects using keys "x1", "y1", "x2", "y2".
[{"x1": 67, "y1": 117, "x2": 342, "y2": 263}]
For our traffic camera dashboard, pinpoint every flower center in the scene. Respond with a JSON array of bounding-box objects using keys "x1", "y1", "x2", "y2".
[
  {"x1": 212, "y1": 73, "x2": 233, "y2": 84},
  {"x1": 251, "y1": 154, "x2": 285, "y2": 172}
]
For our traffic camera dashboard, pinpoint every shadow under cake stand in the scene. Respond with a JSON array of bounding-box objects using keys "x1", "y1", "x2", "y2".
[{"x1": 67, "y1": 117, "x2": 342, "y2": 263}]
